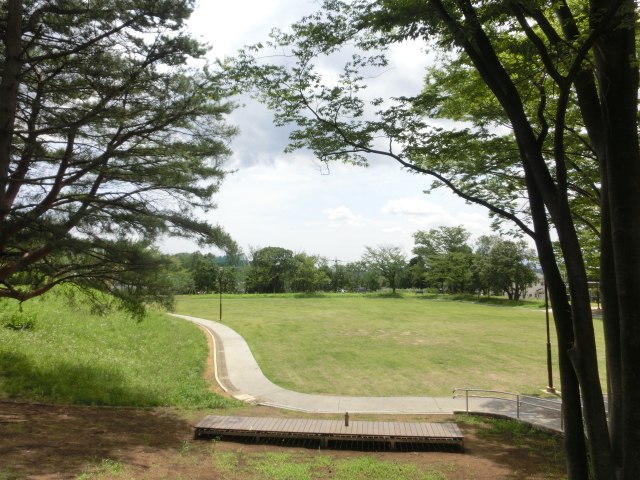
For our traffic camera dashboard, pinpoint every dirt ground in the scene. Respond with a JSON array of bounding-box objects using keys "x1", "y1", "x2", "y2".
[{"x1": 0, "y1": 402, "x2": 566, "y2": 480}]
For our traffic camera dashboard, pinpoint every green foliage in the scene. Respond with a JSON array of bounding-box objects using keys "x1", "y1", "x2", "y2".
[
  {"x1": 413, "y1": 226, "x2": 472, "y2": 258},
  {"x1": 245, "y1": 247, "x2": 332, "y2": 294},
  {"x1": 361, "y1": 244, "x2": 407, "y2": 293},
  {"x1": 246, "y1": 247, "x2": 295, "y2": 293},
  {"x1": 475, "y1": 237, "x2": 539, "y2": 300},
  {"x1": 412, "y1": 226, "x2": 475, "y2": 294},
  {"x1": 0, "y1": 291, "x2": 241, "y2": 408},
  {"x1": 78, "y1": 458, "x2": 125, "y2": 480},
  {"x1": 0, "y1": 0, "x2": 238, "y2": 316},
  {"x1": 213, "y1": 451, "x2": 448, "y2": 480},
  {"x1": 1, "y1": 311, "x2": 37, "y2": 331}
]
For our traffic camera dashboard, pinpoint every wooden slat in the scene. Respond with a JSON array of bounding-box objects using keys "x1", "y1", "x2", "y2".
[
  {"x1": 278, "y1": 419, "x2": 293, "y2": 432},
  {"x1": 302, "y1": 419, "x2": 316, "y2": 433},
  {"x1": 280, "y1": 418, "x2": 296, "y2": 432},
  {"x1": 330, "y1": 420, "x2": 340, "y2": 434},
  {"x1": 234, "y1": 417, "x2": 255, "y2": 431},
  {"x1": 435, "y1": 423, "x2": 448, "y2": 438},
  {"x1": 251, "y1": 418, "x2": 269, "y2": 431},
  {"x1": 195, "y1": 416, "x2": 463, "y2": 447},
  {"x1": 427, "y1": 422, "x2": 442, "y2": 437},
  {"x1": 286, "y1": 419, "x2": 299, "y2": 433},
  {"x1": 296, "y1": 419, "x2": 309, "y2": 433},
  {"x1": 257, "y1": 417, "x2": 274, "y2": 432},
  {"x1": 291, "y1": 419, "x2": 304, "y2": 433},
  {"x1": 417, "y1": 422, "x2": 431, "y2": 437}
]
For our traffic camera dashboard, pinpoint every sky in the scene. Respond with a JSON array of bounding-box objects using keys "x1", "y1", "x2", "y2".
[{"x1": 160, "y1": 0, "x2": 496, "y2": 262}]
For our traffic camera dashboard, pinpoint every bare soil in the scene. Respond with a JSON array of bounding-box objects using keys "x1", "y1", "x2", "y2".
[{"x1": 0, "y1": 402, "x2": 566, "y2": 479}]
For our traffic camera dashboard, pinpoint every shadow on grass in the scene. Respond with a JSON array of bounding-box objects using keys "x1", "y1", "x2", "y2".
[
  {"x1": 364, "y1": 292, "x2": 405, "y2": 299},
  {"x1": 293, "y1": 292, "x2": 328, "y2": 299},
  {"x1": 0, "y1": 351, "x2": 162, "y2": 406},
  {"x1": 411, "y1": 294, "x2": 546, "y2": 308}
]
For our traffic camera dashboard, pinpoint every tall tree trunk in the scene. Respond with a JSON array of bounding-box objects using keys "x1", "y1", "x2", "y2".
[
  {"x1": 526, "y1": 164, "x2": 590, "y2": 480},
  {"x1": 0, "y1": 0, "x2": 23, "y2": 227},
  {"x1": 600, "y1": 160, "x2": 623, "y2": 476},
  {"x1": 593, "y1": 1, "x2": 640, "y2": 476},
  {"x1": 555, "y1": 200, "x2": 613, "y2": 480}
]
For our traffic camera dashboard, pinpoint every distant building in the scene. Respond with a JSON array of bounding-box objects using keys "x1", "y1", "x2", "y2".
[{"x1": 523, "y1": 272, "x2": 545, "y2": 299}]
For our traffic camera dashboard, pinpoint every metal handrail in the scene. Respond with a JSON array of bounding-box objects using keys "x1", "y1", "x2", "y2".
[{"x1": 453, "y1": 388, "x2": 563, "y2": 430}]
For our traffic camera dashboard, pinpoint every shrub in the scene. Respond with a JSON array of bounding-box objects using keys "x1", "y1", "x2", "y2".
[{"x1": 2, "y1": 312, "x2": 38, "y2": 331}]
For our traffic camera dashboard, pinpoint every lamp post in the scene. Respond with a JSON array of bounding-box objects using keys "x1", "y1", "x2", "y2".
[
  {"x1": 544, "y1": 279, "x2": 556, "y2": 393},
  {"x1": 219, "y1": 267, "x2": 223, "y2": 323}
]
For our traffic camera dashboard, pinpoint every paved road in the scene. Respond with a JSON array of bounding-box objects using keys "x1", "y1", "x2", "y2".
[{"x1": 169, "y1": 314, "x2": 563, "y2": 432}]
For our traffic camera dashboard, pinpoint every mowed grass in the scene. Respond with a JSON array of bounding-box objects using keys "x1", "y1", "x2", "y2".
[
  {"x1": 0, "y1": 291, "x2": 241, "y2": 408},
  {"x1": 176, "y1": 295, "x2": 606, "y2": 397}
]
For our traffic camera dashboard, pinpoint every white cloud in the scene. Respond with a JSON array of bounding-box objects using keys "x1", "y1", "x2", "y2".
[
  {"x1": 323, "y1": 206, "x2": 369, "y2": 228},
  {"x1": 381, "y1": 197, "x2": 459, "y2": 228},
  {"x1": 382, "y1": 227, "x2": 410, "y2": 234},
  {"x1": 382, "y1": 197, "x2": 448, "y2": 216}
]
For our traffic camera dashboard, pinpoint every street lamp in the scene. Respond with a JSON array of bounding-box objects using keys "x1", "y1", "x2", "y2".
[
  {"x1": 219, "y1": 266, "x2": 223, "y2": 323},
  {"x1": 544, "y1": 279, "x2": 556, "y2": 394}
]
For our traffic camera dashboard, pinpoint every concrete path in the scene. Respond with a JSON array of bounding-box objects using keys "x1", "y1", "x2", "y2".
[{"x1": 169, "y1": 314, "x2": 564, "y2": 432}]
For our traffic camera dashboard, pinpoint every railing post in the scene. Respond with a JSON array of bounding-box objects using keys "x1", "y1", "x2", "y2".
[
  {"x1": 466, "y1": 390, "x2": 469, "y2": 413},
  {"x1": 517, "y1": 395, "x2": 520, "y2": 419}
]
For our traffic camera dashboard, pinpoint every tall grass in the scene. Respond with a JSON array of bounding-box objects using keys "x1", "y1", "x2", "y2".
[{"x1": 0, "y1": 291, "x2": 240, "y2": 408}]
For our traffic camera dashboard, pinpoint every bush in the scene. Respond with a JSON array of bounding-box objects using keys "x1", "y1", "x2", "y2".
[{"x1": 2, "y1": 312, "x2": 38, "y2": 331}]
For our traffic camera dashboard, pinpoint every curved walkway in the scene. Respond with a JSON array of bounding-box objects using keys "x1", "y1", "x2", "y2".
[{"x1": 169, "y1": 314, "x2": 563, "y2": 432}]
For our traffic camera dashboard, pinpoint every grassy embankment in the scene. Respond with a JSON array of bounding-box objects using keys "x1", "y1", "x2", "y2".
[
  {"x1": 0, "y1": 291, "x2": 240, "y2": 408},
  {"x1": 176, "y1": 293, "x2": 606, "y2": 397}
]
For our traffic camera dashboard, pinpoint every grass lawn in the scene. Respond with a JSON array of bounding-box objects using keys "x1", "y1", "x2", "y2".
[
  {"x1": 176, "y1": 294, "x2": 606, "y2": 397},
  {"x1": 0, "y1": 291, "x2": 240, "y2": 408}
]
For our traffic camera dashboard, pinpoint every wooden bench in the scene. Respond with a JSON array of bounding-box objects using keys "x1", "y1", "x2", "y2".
[{"x1": 195, "y1": 415, "x2": 464, "y2": 452}]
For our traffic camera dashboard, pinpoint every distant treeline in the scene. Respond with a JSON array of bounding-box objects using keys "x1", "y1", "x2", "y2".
[{"x1": 171, "y1": 226, "x2": 539, "y2": 299}]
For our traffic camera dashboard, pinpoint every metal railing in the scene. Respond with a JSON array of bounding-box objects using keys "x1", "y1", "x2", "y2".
[{"x1": 453, "y1": 388, "x2": 563, "y2": 430}]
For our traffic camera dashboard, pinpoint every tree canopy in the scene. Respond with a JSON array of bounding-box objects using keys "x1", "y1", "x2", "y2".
[
  {"x1": 0, "y1": 0, "x2": 238, "y2": 316},
  {"x1": 361, "y1": 244, "x2": 406, "y2": 293},
  {"x1": 230, "y1": 0, "x2": 640, "y2": 477}
]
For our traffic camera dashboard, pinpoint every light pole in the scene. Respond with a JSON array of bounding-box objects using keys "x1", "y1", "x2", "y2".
[
  {"x1": 219, "y1": 266, "x2": 223, "y2": 323},
  {"x1": 544, "y1": 279, "x2": 556, "y2": 393}
]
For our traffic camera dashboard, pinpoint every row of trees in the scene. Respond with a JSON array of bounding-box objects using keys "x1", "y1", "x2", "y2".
[
  {"x1": 173, "y1": 226, "x2": 539, "y2": 298},
  {"x1": 364, "y1": 226, "x2": 538, "y2": 299}
]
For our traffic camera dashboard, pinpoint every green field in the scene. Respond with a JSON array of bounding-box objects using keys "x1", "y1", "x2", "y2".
[
  {"x1": 0, "y1": 291, "x2": 240, "y2": 408},
  {"x1": 176, "y1": 294, "x2": 606, "y2": 397}
]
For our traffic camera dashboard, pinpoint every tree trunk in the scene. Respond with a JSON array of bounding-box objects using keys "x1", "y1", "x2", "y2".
[
  {"x1": 555, "y1": 201, "x2": 614, "y2": 480},
  {"x1": 593, "y1": 2, "x2": 640, "y2": 475},
  {"x1": 600, "y1": 157, "x2": 623, "y2": 475},
  {"x1": 0, "y1": 0, "x2": 23, "y2": 225},
  {"x1": 526, "y1": 165, "x2": 590, "y2": 479}
]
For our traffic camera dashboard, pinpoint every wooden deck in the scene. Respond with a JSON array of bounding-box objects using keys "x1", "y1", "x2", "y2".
[{"x1": 195, "y1": 415, "x2": 464, "y2": 451}]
